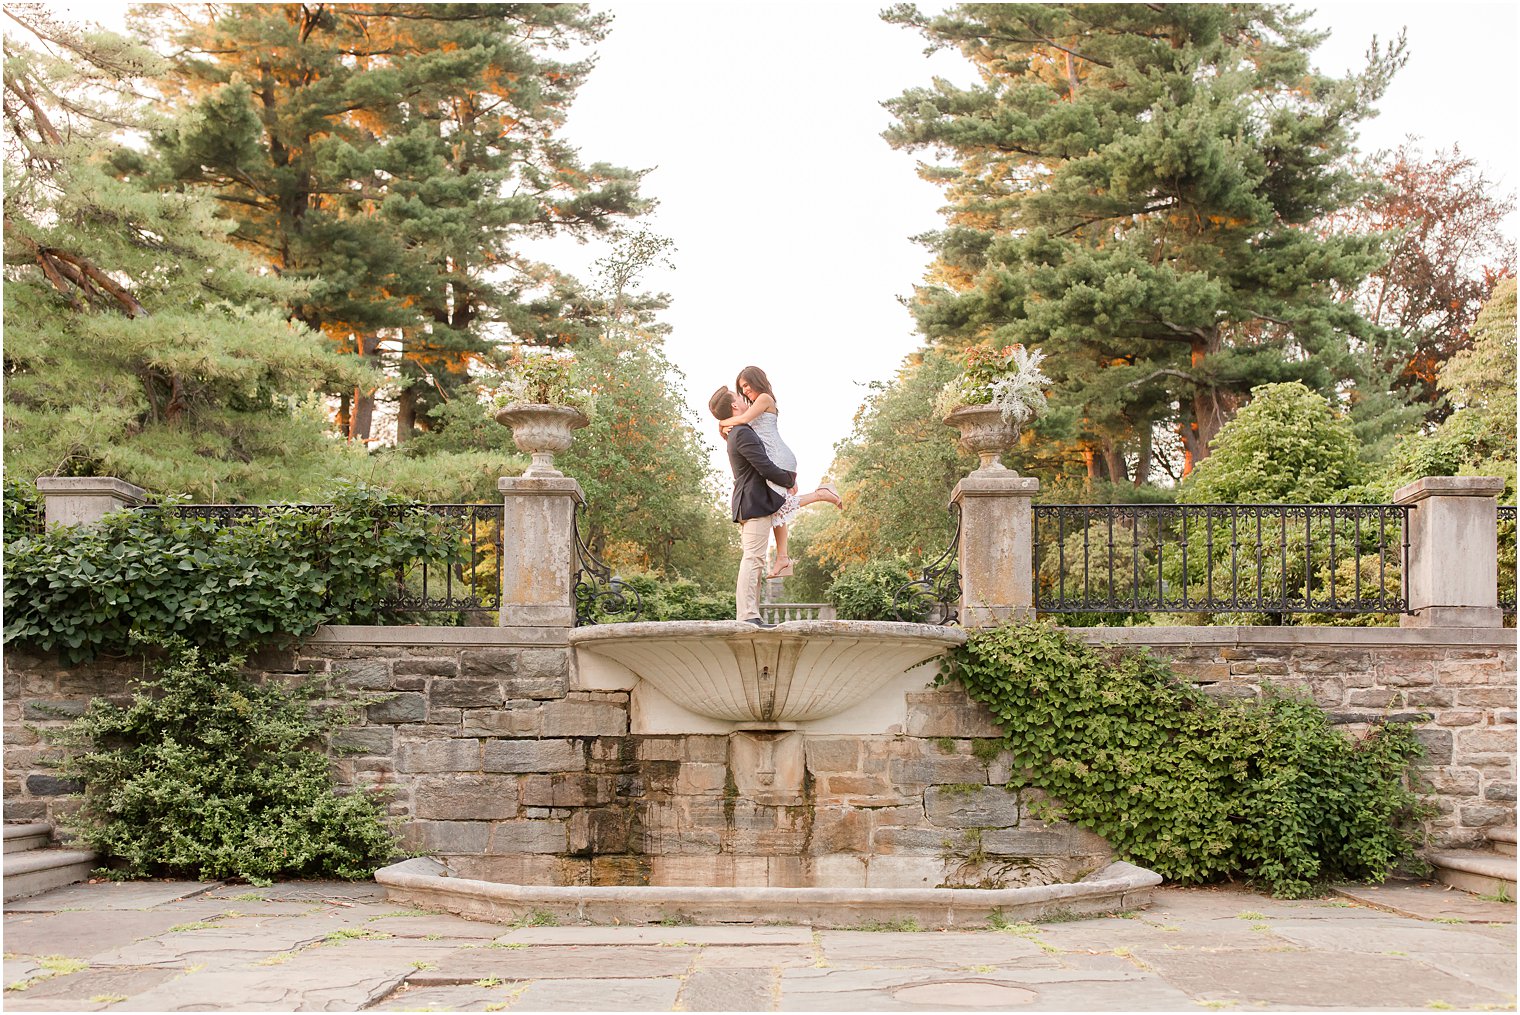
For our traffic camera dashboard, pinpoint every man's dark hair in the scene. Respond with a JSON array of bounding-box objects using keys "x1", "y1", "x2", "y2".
[{"x1": 708, "y1": 386, "x2": 733, "y2": 421}]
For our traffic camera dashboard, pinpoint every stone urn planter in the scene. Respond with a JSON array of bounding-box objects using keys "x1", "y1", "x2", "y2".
[
  {"x1": 494, "y1": 402, "x2": 589, "y2": 477},
  {"x1": 944, "y1": 404, "x2": 1020, "y2": 472}
]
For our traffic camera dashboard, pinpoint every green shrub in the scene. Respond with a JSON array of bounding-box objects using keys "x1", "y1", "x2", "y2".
[
  {"x1": 940, "y1": 621, "x2": 1425, "y2": 897},
  {"x1": 2, "y1": 478, "x2": 44, "y2": 540},
  {"x1": 825, "y1": 558, "x2": 919, "y2": 621},
  {"x1": 48, "y1": 638, "x2": 397, "y2": 884},
  {"x1": 590, "y1": 571, "x2": 735, "y2": 622},
  {"x1": 4, "y1": 484, "x2": 460, "y2": 663}
]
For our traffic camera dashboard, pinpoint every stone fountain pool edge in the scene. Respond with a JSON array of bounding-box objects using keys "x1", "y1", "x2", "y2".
[{"x1": 373, "y1": 857, "x2": 1163, "y2": 929}]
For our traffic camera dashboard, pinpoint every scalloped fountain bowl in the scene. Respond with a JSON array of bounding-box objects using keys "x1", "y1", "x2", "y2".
[{"x1": 569, "y1": 620, "x2": 967, "y2": 732}]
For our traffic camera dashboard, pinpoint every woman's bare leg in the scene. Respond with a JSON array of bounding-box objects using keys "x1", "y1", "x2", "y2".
[{"x1": 768, "y1": 522, "x2": 792, "y2": 578}]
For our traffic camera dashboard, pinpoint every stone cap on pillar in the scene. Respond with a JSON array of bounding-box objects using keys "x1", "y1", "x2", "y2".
[
  {"x1": 498, "y1": 475, "x2": 585, "y2": 504},
  {"x1": 1393, "y1": 476, "x2": 1507, "y2": 505},
  {"x1": 35, "y1": 476, "x2": 150, "y2": 504},
  {"x1": 952, "y1": 473, "x2": 1040, "y2": 502}
]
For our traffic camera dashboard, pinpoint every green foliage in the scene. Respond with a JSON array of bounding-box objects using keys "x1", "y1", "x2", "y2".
[
  {"x1": 1184, "y1": 383, "x2": 1364, "y2": 504},
  {"x1": 3, "y1": 479, "x2": 45, "y2": 540},
  {"x1": 940, "y1": 622, "x2": 1425, "y2": 897},
  {"x1": 486, "y1": 347, "x2": 594, "y2": 415},
  {"x1": 2, "y1": 11, "x2": 368, "y2": 501},
  {"x1": 813, "y1": 350, "x2": 974, "y2": 570},
  {"x1": 826, "y1": 559, "x2": 920, "y2": 621},
  {"x1": 4, "y1": 485, "x2": 459, "y2": 663},
  {"x1": 598, "y1": 572, "x2": 735, "y2": 623},
  {"x1": 883, "y1": 3, "x2": 1403, "y2": 475},
  {"x1": 558, "y1": 331, "x2": 736, "y2": 588},
  {"x1": 48, "y1": 638, "x2": 396, "y2": 883}
]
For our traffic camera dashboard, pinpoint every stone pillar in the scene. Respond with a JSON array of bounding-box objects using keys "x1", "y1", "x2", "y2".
[
  {"x1": 1393, "y1": 476, "x2": 1506, "y2": 629},
  {"x1": 498, "y1": 475, "x2": 585, "y2": 631},
  {"x1": 951, "y1": 472, "x2": 1040, "y2": 628},
  {"x1": 35, "y1": 477, "x2": 148, "y2": 528}
]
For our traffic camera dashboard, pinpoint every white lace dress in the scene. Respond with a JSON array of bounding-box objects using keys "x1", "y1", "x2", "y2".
[{"x1": 748, "y1": 410, "x2": 800, "y2": 525}]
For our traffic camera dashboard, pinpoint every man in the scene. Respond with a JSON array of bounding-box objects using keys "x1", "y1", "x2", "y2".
[{"x1": 709, "y1": 385, "x2": 796, "y2": 626}]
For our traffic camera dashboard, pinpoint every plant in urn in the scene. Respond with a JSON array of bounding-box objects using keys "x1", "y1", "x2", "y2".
[
  {"x1": 489, "y1": 347, "x2": 592, "y2": 477},
  {"x1": 933, "y1": 344, "x2": 1050, "y2": 473}
]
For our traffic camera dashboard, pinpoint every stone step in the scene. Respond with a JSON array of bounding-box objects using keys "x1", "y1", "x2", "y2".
[
  {"x1": 2, "y1": 847, "x2": 98, "y2": 903},
  {"x1": 1425, "y1": 848, "x2": 1517, "y2": 900},
  {"x1": 2, "y1": 821, "x2": 54, "y2": 854},
  {"x1": 1487, "y1": 827, "x2": 1517, "y2": 858}
]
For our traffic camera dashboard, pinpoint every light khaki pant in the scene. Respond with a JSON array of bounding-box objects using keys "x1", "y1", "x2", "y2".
[{"x1": 736, "y1": 514, "x2": 773, "y2": 620}]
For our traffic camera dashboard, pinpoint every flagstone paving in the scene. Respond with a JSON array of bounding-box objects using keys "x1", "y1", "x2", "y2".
[{"x1": 2, "y1": 878, "x2": 1512, "y2": 1011}]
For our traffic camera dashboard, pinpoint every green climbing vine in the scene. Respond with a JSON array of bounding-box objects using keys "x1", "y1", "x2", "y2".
[{"x1": 939, "y1": 621, "x2": 1426, "y2": 898}]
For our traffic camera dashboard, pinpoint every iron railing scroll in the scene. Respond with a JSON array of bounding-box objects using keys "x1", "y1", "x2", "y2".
[
  {"x1": 892, "y1": 502, "x2": 962, "y2": 625},
  {"x1": 573, "y1": 502, "x2": 642, "y2": 626},
  {"x1": 1033, "y1": 503, "x2": 1412, "y2": 618}
]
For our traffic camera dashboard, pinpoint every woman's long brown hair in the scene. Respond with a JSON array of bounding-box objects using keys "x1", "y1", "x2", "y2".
[{"x1": 735, "y1": 365, "x2": 775, "y2": 406}]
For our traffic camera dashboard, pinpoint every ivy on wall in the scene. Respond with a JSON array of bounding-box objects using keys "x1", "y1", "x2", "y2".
[
  {"x1": 4, "y1": 485, "x2": 456, "y2": 663},
  {"x1": 940, "y1": 621, "x2": 1426, "y2": 897}
]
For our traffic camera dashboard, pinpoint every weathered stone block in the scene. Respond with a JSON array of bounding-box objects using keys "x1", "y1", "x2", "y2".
[
  {"x1": 520, "y1": 773, "x2": 615, "y2": 808},
  {"x1": 24, "y1": 774, "x2": 82, "y2": 796},
  {"x1": 366, "y1": 693, "x2": 426, "y2": 724},
  {"x1": 924, "y1": 784, "x2": 1022, "y2": 828},
  {"x1": 397, "y1": 738, "x2": 481, "y2": 773},
  {"x1": 1436, "y1": 711, "x2": 1485, "y2": 727},
  {"x1": 1457, "y1": 729, "x2": 1516, "y2": 756},
  {"x1": 683, "y1": 736, "x2": 729, "y2": 763},
  {"x1": 331, "y1": 727, "x2": 394, "y2": 756},
  {"x1": 1457, "y1": 689, "x2": 1518, "y2": 708},
  {"x1": 486, "y1": 819, "x2": 567, "y2": 854},
  {"x1": 1414, "y1": 768, "x2": 1480, "y2": 796},
  {"x1": 1376, "y1": 666, "x2": 1436, "y2": 687},
  {"x1": 1411, "y1": 728, "x2": 1453, "y2": 766},
  {"x1": 1346, "y1": 688, "x2": 1403, "y2": 708},
  {"x1": 1173, "y1": 662, "x2": 1230, "y2": 682},
  {"x1": 1484, "y1": 782, "x2": 1516, "y2": 802},
  {"x1": 865, "y1": 854, "x2": 943, "y2": 889},
  {"x1": 21, "y1": 700, "x2": 88, "y2": 720},
  {"x1": 1458, "y1": 804, "x2": 1512, "y2": 827},
  {"x1": 981, "y1": 823, "x2": 1110, "y2": 856},
  {"x1": 1327, "y1": 711, "x2": 1429, "y2": 725},
  {"x1": 676, "y1": 763, "x2": 728, "y2": 796},
  {"x1": 510, "y1": 649, "x2": 568, "y2": 699},
  {"x1": 461, "y1": 707, "x2": 540, "y2": 737},
  {"x1": 872, "y1": 826, "x2": 952, "y2": 854},
  {"x1": 1201, "y1": 683, "x2": 1259, "y2": 702},
  {"x1": 403, "y1": 820, "x2": 489, "y2": 854},
  {"x1": 804, "y1": 738, "x2": 860, "y2": 773},
  {"x1": 811, "y1": 854, "x2": 867, "y2": 888},
  {"x1": 429, "y1": 679, "x2": 504, "y2": 709},
  {"x1": 394, "y1": 657, "x2": 460, "y2": 677},
  {"x1": 569, "y1": 808, "x2": 630, "y2": 855},
  {"x1": 415, "y1": 776, "x2": 520, "y2": 820},
  {"x1": 340, "y1": 659, "x2": 395, "y2": 689},
  {"x1": 460, "y1": 649, "x2": 518, "y2": 679},
  {"x1": 809, "y1": 807, "x2": 871, "y2": 853},
  {"x1": 889, "y1": 754, "x2": 987, "y2": 787},
  {"x1": 634, "y1": 737, "x2": 683, "y2": 762},
  {"x1": 541, "y1": 698, "x2": 628, "y2": 737},
  {"x1": 904, "y1": 699, "x2": 1002, "y2": 739},
  {"x1": 482, "y1": 738, "x2": 584, "y2": 773}
]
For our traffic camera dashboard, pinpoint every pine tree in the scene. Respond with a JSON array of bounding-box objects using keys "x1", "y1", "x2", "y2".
[
  {"x1": 883, "y1": 3, "x2": 1404, "y2": 475},
  {"x1": 2, "y1": 5, "x2": 365, "y2": 500},
  {"x1": 137, "y1": 3, "x2": 649, "y2": 443}
]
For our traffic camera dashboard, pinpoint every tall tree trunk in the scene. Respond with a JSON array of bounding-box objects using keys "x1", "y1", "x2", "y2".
[
  {"x1": 347, "y1": 333, "x2": 383, "y2": 443},
  {"x1": 396, "y1": 383, "x2": 417, "y2": 443},
  {"x1": 1185, "y1": 330, "x2": 1228, "y2": 471},
  {"x1": 1133, "y1": 424, "x2": 1152, "y2": 487},
  {"x1": 1102, "y1": 440, "x2": 1128, "y2": 484}
]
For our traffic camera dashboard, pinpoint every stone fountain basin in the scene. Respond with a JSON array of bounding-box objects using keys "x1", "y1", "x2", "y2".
[{"x1": 568, "y1": 620, "x2": 967, "y2": 728}]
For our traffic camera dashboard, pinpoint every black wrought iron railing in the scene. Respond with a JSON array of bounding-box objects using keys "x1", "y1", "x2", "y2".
[
  {"x1": 1499, "y1": 505, "x2": 1516, "y2": 617},
  {"x1": 1034, "y1": 503, "x2": 1411, "y2": 617},
  {"x1": 159, "y1": 502, "x2": 504, "y2": 614},
  {"x1": 572, "y1": 502, "x2": 642, "y2": 626},
  {"x1": 892, "y1": 502, "x2": 963, "y2": 625}
]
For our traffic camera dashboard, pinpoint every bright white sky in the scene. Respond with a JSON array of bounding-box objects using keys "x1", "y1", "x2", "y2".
[{"x1": 47, "y1": 2, "x2": 1520, "y2": 489}]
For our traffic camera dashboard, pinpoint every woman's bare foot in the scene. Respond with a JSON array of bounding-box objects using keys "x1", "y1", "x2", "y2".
[{"x1": 767, "y1": 555, "x2": 794, "y2": 578}]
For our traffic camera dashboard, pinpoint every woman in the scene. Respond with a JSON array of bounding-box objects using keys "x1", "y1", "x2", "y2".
[{"x1": 719, "y1": 365, "x2": 841, "y2": 577}]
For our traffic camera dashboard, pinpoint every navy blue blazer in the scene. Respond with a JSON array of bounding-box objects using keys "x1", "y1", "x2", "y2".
[{"x1": 726, "y1": 424, "x2": 797, "y2": 522}]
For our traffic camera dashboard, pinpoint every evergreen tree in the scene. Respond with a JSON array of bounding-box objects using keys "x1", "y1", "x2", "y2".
[
  {"x1": 136, "y1": 3, "x2": 648, "y2": 443},
  {"x1": 883, "y1": 3, "x2": 1404, "y2": 476},
  {"x1": 2, "y1": 6, "x2": 365, "y2": 500}
]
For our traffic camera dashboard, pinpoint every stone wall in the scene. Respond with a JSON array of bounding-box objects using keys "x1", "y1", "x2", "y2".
[{"x1": 4, "y1": 625, "x2": 1513, "y2": 886}]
